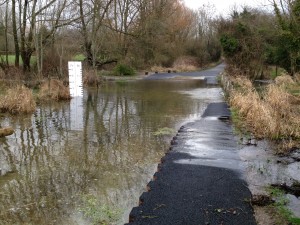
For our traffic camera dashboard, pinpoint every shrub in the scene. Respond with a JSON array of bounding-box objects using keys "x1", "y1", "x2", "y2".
[
  {"x1": 113, "y1": 64, "x2": 135, "y2": 76},
  {"x1": 0, "y1": 85, "x2": 36, "y2": 114},
  {"x1": 173, "y1": 56, "x2": 199, "y2": 72},
  {"x1": 220, "y1": 34, "x2": 240, "y2": 57},
  {"x1": 83, "y1": 69, "x2": 102, "y2": 87},
  {"x1": 38, "y1": 79, "x2": 71, "y2": 101}
]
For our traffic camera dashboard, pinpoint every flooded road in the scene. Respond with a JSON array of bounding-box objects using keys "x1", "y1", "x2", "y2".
[{"x1": 0, "y1": 80, "x2": 220, "y2": 225}]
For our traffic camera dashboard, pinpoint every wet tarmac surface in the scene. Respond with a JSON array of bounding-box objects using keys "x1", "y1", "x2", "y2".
[
  {"x1": 126, "y1": 65, "x2": 257, "y2": 224},
  {"x1": 127, "y1": 103, "x2": 256, "y2": 225},
  {"x1": 145, "y1": 64, "x2": 226, "y2": 85},
  {"x1": 240, "y1": 141, "x2": 300, "y2": 218}
]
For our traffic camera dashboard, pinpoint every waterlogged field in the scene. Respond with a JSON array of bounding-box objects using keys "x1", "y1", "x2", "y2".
[{"x1": 0, "y1": 80, "x2": 219, "y2": 225}]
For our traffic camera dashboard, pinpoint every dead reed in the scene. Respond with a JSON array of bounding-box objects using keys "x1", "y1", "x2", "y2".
[
  {"x1": 150, "y1": 56, "x2": 199, "y2": 73},
  {"x1": 229, "y1": 76, "x2": 300, "y2": 144},
  {"x1": 274, "y1": 74, "x2": 295, "y2": 86},
  {"x1": 38, "y1": 79, "x2": 71, "y2": 101},
  {"x1": 83, "y1": 69, "x2": 102, "y2": 87},
  {"x1": 0, "y1": 85, "x2": 36, "y2": 114}
]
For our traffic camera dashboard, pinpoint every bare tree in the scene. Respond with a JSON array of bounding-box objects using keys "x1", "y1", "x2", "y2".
[
  {"x1": 13, "y1": 0, "x2": 72, "y2": 72},
  {"x1": 12, "y1": 0, "x2": 19, "y2": 67},
  {"x1": 79, "y1": 0, "x2": 114, "y2": 68}
]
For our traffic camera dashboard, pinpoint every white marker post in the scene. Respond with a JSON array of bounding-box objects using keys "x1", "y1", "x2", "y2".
[
  {"x1": 68, "y1": 61, "x2": 84, "y2": 130},
  {"x1": 68, "y1": 61, "x2": 83, "y2": 97}
]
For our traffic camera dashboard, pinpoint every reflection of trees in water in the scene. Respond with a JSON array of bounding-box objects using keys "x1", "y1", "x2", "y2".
[{"x1": 0, "y1": 82, "x2": 204, "y2": 224}]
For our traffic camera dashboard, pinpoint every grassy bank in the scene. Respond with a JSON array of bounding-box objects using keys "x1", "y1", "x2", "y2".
[{"x1": 224, "y1": 75, "x2": 300, "y2": 153}]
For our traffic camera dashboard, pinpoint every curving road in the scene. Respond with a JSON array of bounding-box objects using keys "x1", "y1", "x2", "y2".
[{"x1": 144, "y1": 63, "x2": 226, "y2": 85}]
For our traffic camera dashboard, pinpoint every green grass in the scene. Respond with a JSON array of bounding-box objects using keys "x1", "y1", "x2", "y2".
[
  {"x1": 1, "y1": 54, "x2": 86, "y2": 65},
  {"x1": 113, "y1": 64, "x2": 136, "y2": 76},
  {"x1": 267, "y1": 186, "x2": 300, "y2": 225},
  {"x1": 270, "y1": 66, "x2": 287, "y2": 79},
  {"x1": 0, "y1": 55, "x2": 36, "y2": 66},
  {"x1": 153, "y1": 127, "x2": 175, "y2": 136},
  {"x1": 230, "y1": 107, "x2": 249, "y2": 137},
  {"x1": 78, "y1": 194, "x2": 122, "y2": 225},
  {"x1": 287, "y1": 85, "x2": 300, "y2": 96},
  {"x1": 72, "y1": 54, "x2": 85, "y2": 61}
]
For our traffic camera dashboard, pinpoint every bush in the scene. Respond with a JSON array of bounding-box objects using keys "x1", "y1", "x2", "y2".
[
  {"x1": 83, "y1": 69, "x2": 102, "y2": 87},
  {"x1": 38, "y1": 79, "x2": 71, "y2": 101},
  {"x1": 220, "y1": 34, "x2": 240, "y2": 57},
  {"x1": 173, "y1": 56, "x2": 199, "y2": 71},
  {"x1": 113, "y1": 64, "x2": 135, "y2": 76},
  {"x1": 0, "y1": 85, "x2": 36, "y2": 114}
]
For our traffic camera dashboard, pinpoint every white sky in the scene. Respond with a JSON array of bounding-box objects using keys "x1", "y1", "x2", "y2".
[{"x1": 183, "y1": 0, "x2": 272, "y2": 16}]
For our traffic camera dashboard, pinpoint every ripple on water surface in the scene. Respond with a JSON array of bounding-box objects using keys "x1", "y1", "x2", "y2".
[{"x1": 0, "y1": 80, "x2": 212, "y2": 224}]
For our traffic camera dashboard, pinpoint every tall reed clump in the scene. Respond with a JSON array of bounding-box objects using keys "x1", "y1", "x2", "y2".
[
  {"x1": 38, "y1": 79, "x2": 71, "y2": 101},
  {"x1": 229, "y1": 76, "x2": 300, "y2": 142},
  {"x1": 83, "y1": 69, "x2": 102, "y2": 87},
  {"x1": 0, "y1": 85, "x2": 36, "y2": 114}
]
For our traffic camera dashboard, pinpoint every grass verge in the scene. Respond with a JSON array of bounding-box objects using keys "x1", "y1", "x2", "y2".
[
  {"x1": 228, "y1": 75, "x2": 300, "y2": 152},
  {"x1": 266, "y1": 187, "x2": 300, "y2": 225}
]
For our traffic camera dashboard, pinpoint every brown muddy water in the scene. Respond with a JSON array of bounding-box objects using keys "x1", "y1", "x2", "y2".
[{"x1": 0, "y1": 80, "x2": 221, "y2": 225}]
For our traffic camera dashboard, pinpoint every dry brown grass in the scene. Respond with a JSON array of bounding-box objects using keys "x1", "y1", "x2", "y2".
[
  {"x1": 150, "y1": 56, "x2": 199, "y2": 73},
  {"x1": 39, "y1": 79, "x2": 71, "y2": 101},
  {"x1": 150, "y1": 65, "x2": 171, "y2": 73},
  {"x1": 0, "y1": 85, "x2": 36, "y2": 114},
  {"x1": 294, "y1": 73, "x2": 300, "y2": 83},
  {"x1": 83, "y1": 69, "x2": 102, "y2": 87},
  {"x1": 274, "y1": 74, "x2": 295, "y2": 86},
  {"x1": 229, "y1": 76, "x2": 300, "y2": 144},
  {"x1": 231, "y1": 76, "x2": 254, "y2": 90}
]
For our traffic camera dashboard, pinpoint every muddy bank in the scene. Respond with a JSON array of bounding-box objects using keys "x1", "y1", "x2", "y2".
[
  {"x1": 240, "y1": 140, "x2": 300, "y2": 221},
  {"x1": 220, "y1": 72, "x2": 300, "y2": 223}
]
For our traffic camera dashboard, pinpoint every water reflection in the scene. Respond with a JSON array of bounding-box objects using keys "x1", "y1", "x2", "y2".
[
  {"x1": 0, "y1": 80, "x2": 210, "y2": 225},
  {"x1": 70, "y1": 97, "x2": 84, "y2": 131}
]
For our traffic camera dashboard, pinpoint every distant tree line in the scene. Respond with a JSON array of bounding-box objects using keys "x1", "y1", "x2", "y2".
[
  {"x1": 218, "y1": 0, "x2": 300, "y2": 79},
  {"x1": 0, "y1": 0, "x2": 222, "y2": 77}
]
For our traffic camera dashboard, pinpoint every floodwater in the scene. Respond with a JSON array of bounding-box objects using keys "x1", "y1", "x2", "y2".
[{"x1": 0, "y1": 80, "x2": 218, "y2": 225}]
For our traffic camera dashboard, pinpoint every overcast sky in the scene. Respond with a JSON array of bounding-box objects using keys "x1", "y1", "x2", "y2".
[{"x1": 183, "y1": 0, "x2": 272, "y2": 16}]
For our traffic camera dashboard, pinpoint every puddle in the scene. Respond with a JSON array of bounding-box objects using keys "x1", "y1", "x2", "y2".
[
  {"x1": 239, "y1": 140, "x2": 300, "y2": 218},
  {"x1": 179, "y1": 87, "x2": 224, "y2": 102}
]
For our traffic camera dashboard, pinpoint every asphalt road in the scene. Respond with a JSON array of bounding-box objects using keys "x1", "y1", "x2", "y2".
[
  {"x1": 144, "y1": 63, "x2": 226, "y2": 85},
  {"x1": 125, "y1": 64, "x2": 256, "y2": 225}
]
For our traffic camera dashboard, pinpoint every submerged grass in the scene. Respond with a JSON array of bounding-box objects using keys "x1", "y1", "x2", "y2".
[
  {"x1": 267, "y1": 187, "x2": 300, "y2": 225},
  {"x1": 153, "y1": 127, "x2": 175, "y2": 136},
  {"x1": 228, "y1": 75, "x2": 300, "y2": 152},
  {"x1": 78, "y1": 194, "x2": 121, "y2": 225}
]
